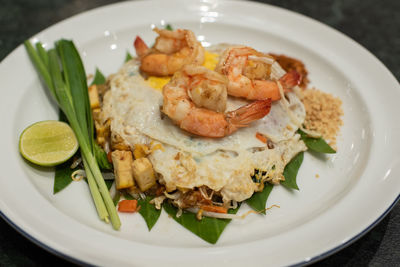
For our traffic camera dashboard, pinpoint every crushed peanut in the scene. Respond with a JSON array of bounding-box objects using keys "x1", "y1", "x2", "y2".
[{"x1": 302, "y1": 88, "x2": 343, "y2": 148}]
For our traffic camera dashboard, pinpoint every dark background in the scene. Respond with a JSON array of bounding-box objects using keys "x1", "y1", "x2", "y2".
[{"x1": 1, "y1": 0, "x2": 399, "y2": 266}]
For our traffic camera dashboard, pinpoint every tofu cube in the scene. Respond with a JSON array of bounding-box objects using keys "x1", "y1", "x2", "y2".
[
  {"x1": 92, "y1": 108, "x2": 102, "y2": 123},
  {"x1": 132, "y1": 158, "x2": 156, "y2": 191},
  {"x1": 95, "y1": 119, "x2": 110, "y2": 147},
  {"x1": 88, "y1": 84, "x2": 101, "y2": 109},
  {"x1": 111, "y1": 150, "x2": 135, "y2": 190}
]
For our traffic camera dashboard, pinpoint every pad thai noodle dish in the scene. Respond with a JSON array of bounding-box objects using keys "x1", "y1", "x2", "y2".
[{"x1": 24, "y1": 26, "x2": 343, "y2": 243}]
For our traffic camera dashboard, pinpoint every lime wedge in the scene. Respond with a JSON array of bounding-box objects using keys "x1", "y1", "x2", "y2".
[{"x1": 19, "y1": 120, "x2": 79, "y2": 166}]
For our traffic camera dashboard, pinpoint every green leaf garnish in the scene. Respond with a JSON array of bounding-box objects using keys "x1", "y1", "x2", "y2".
[
  {"x1": 246, "y1": 183, "x2": 273, "y2": 214},
  {"x1": 137, "y1": 196, "x2": 162, "y2": 231},
  {"x1": 281, "y1": 152, "x2": 304, "y2": 190},
  {"x1": 165, "y1": 24, "x2": 173, "y2": 31},
  {"x1": 83, "y1": 178, "x2": 113, "y2": 189},
  {"x1": 124, "y1": 51, "x2": 133, "y2": 63},
  {"x1": 35, "y1": 42, "x2": 49, "y2": 69},
  {"x1": 25, "y1": 39, "x2": 121, "y2": 230},
  {"x1": 53, "y1": 110, "x2": 76, "y2": 194},
  {"x1": 104, "y1": 179, "x2": 114, "y2": 190},
  {"x1": 54, "y1": 160, "x2": 75, "y2": 194},
  {"x1": 94, "y1": 143, "x2": 112, "y2": 170},
  {"x1": 89, "y1": 68, "x2": 112, "y2": 170},
  {"x1": 113, "y1": 192, "x2": 121, "y2": 206},
  {"x1": 123, "y1": 193, "x2": 134, "y2": 200},
  {"x1": 90, "y1": 68, "x2": 106, "y2": 86},
  {"x1": 298, "y1": 129, "x2": 336, "y2": 154},
  {"x1": 163, "y1": 202, "x2": 239, "y2": 244},
  {"x1": 122, "y1": 194, "x2": 162, "y2": 230},
  {"x1": 24, "y1": 42, "x2": 53, "y2": 95}
]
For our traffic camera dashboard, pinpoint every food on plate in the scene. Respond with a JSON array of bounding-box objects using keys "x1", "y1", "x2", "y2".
[
  {"x1": 216, "y1": 46, "x2": 301, "y2": 101},
  {"x1": 23, "y1": 26, "x2": 343, "y2": 243},
  {"x1": 162, "y1": 64, "x2": 272, "y2": 137},
  {"x1": 24, "y1": 40, "x2": 121, "y2": 230},
  {"x1": 134, "y1": 28, "x2": 205, "y2": 76},
  {"x1": 118, "y1": 199, "x2": 139, "y2": 213},
  {"x1": 269, "y1": 53, "x2": 309, "y2": 89},
  {"x1": 99, "y1": 28, "x2": 315, "y2": 212},
  {"x1": 302, "y1": 88, "x2": 343, "y2": 148}
]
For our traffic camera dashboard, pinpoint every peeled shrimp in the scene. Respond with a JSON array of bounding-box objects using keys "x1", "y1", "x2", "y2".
[
  {"x1": 162, "y1": 65, "x2": 271, "y2": 138},
  {"x1": 216, "y1": 46, "x2": 301, "y2": 101},
  {"x1": 134, "y1": 28, "x2": 205, "y2": 76},
  {"x1": 184, "y1": 65, "x2": 228, "y2": 113}
]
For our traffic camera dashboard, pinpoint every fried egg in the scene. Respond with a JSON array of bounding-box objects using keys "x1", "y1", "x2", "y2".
[{"x1": 102, "y1": 49, "x2": 307, "y2": 202}]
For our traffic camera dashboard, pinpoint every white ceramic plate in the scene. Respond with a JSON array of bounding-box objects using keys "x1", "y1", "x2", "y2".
[{"x1": 1, "y1": 0, "x2": 399, "y2": 266}]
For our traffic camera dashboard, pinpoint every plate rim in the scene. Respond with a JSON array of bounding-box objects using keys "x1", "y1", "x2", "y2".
[
  {"x1": 2, "y1": 195, "x2": 399, "y2": 266},
  {"x1": 1, "y1": 0, "x2": 399, "y2": 266}
]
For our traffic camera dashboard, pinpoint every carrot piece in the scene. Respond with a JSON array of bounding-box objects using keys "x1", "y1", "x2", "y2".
[
  {"x1": 200, "y1": 205, "x2": 228, "y2": 214},
  {"x1": 107, "y1": 151, "x2": 113, "y2": 163},
  {"x1": 256, "y1": 132, "x2": 267, "y2": 143},
  {"x1": 118, "y1": 199, "x2": 138, "y2": 213}
]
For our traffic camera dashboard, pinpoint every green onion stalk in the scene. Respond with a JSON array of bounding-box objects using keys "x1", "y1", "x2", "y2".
[{"x1": 24, "y1": 40, "x2": 121, "y2": 230}]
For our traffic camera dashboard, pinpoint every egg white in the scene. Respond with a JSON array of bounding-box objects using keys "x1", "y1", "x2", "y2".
[{"x1": 102, "y1": 56, "x2": 307, "y2": 202}]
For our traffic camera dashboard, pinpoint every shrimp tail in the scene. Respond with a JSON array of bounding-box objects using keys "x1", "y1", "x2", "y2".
[
  {"x1": 279, "y1": 70, "x2": 301, "y2": 89},
  {"x1": 134, "y1": 36, "x2": 149, "y2": 58},
  {"x1": 226, "y1": 99, "x2": 271, "y2": 133}
]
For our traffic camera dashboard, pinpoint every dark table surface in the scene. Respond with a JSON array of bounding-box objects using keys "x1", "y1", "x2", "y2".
[{"x1": 1, "y1": 0, "x2": 399, "y2": 266}]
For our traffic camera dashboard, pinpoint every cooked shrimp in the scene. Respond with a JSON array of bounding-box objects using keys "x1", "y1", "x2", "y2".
[
  {"x1": 162, "y1": 65, "x2": 271, "y2": 138},
  {"x1": 134, "y1": 28, "x2": 205, "y2": 76},
  {"x1": 216, "y1": 46, "x2": 301, "y2": 101},
  {"x1": 184, "y1": 65, "x2": 228, "y2": 112},
  {"x1": 269, "y1": 53, "x2": 309, "y2": 89}
]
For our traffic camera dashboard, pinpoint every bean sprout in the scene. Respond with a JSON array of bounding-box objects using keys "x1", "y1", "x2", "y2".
[
  {"x1": 70, "y1": 157, "x2": 82, "y2": 169},
  {"x1": 71, "y1": 169, "x2": 86, "y2": 181}
]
